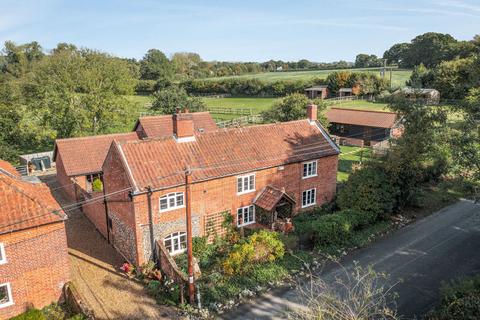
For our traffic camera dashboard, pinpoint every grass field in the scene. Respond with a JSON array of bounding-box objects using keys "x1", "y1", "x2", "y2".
[
  {"x1": 199, "y1": 67, "x2": 412, "y2": 88},
  {"x1": 337, "y1": 145, "x2": 373, "y2": 182}
]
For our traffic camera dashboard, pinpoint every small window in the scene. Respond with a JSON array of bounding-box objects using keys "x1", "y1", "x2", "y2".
[
  {"x1": 0, "y1": 283, "x2": 13, "y2": 308},
  {"x1": 237, "y1": 205, "x2": 255, "y2": 227},
  {"x1": 237, "y1": 174, "x2": 255, "y2": 194},
  {"x1": 302, "y1": 188, "x2": 316, "y2": 208},
  {"x1": 303, "y1": 161, "x2": 317, "y2": 178},
  {"x1": 164, "y1": 232, "x2": 187, "y2": 255},
  {"x1": 159, "y1": 192, "x2": 185, "y2": 212},
  {"x1": 0, "y1": 244, "x2": 5, "y2": 265}
]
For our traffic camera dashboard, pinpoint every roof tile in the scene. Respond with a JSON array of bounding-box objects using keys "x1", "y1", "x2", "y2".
[{"x1": 326, "y1": 108, "x2": 398, "y2": 128}]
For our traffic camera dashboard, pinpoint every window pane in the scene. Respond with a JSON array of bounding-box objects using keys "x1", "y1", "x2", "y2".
[
  {"x1": 249, "y1": 175, "x2": 254, "y2": 190},
  {"x1": 0, "y1": 285, "x2": 10, "y2": 305},
  {"x1": 243, "y1": 178, "x2": 248, "y2": 191},
  {"x1": 302, "y1": 191, "x2": 307, "y2": 206},
  {"x1": 237, "y1": 178, "x2": 243, "y2": 192},
  {"x1": 169, "y1": 197, "x2": 175, "y2": 207},
  {"x1": 176, "y1": 194, "x2": 184, "y2": 206},
  {"x1": 303, "y1": 164, "x2": 308, "y2": 176},
  {"x1": 312, "y1": 162, "x2": 317, "y2": 174},
  {"x1": 164, "y1": 239, "x2": 172, "y2": 252},
  {"x1": 160, "y1": 198, "x2": 168, "y2": 210},
  {"x1": 237, "y1": 208, "x2": 243, "y2": 225},
  {"x1": 311, "y1": 189, "x2": 316, "y2": 203}
]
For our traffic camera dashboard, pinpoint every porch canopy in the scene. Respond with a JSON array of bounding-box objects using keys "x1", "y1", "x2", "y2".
[{"x1": 253, "y1": 185, "x2": 296, "y2": 212}]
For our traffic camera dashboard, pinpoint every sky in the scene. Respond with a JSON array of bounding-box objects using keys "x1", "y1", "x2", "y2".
[{"x1": 0, "y1": 0, "x2": 479, "y2": 62}]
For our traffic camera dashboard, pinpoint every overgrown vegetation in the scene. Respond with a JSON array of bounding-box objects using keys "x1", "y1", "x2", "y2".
[
  {"x1": 427, "y1": 275, "x2": 480, "y2": 320},
  {"x1": 10, "y1": 303, "x2": 85, "y2": 320},
  {"x1": 290, "y1": 265, "x2": 399, "y2": 320}
]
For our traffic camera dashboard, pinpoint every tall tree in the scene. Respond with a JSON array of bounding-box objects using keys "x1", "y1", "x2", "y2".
[
  {"x1": 140, "y1": 49, "x2": 174, "y2": 88},
  {"x1": 383, "y1": 43, "x2": 410, "y2": 67}
]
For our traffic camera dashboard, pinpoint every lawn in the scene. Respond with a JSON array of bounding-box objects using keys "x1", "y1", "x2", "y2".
[
  {"x1": 199, "y1": 67, "x2": 412, "y2": 88},
  {"x1": 337, "y1": 145, "x2": 373, "y2": 182},
  {"x1": 123, "y1": 95, "x2": 393, "y2": 124}
]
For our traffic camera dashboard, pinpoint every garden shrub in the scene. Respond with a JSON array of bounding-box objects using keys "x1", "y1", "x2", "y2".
[
  {"x1": 279, "y1": 234, "x2": 299, "y2": 251},
  {"x1": 340, "y1": 209, "x2": 378, "y2": 229},
  {"x1": 337, "y1": 165, "x2": 398, "y2": 218},
  {"x1": 222, "y1": 230, "x2": 285, "y2": 275},
  {"x1": 310, "y1": 213, "x2": 354, "y2": 247},
  {"x1": 10, "y1": 309, "x2": 46, "y2": 320},
  {"x1": 428, "y1": 275, "x2": 480, "y2": 319}
]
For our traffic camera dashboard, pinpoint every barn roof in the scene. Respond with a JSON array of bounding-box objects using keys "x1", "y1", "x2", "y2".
[{"x1": 326, "y1": 108, "x2": 399, "y2": 129}]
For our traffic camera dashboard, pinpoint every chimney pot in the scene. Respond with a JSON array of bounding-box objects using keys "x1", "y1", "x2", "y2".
[{"x1": 307, "y1": 104, "x2": 318, "y2": 122}]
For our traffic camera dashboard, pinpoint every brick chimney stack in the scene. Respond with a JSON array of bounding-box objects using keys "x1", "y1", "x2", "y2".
[
  {"x1": 173, "y1": 109, "x2": 195, "y2": 141},
  {"x1": 307, "y1": 104, "x2": 318, "y2": 123}
]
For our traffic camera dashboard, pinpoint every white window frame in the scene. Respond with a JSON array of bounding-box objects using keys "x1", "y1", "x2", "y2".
[
  {"x1": 159, "y1": 192, "x2": 185, "y2": 213},
  {"x1": 302, "y1": 160, "x2": 318, "y2": 179},
  {"x1": 237, "y1": 205, "x2": 255, "y2": 227},
  {"x1": 302, "y1": 188, "x2": 316, "y2": 208},
  {"x1": 163, "y1": 232, "x2": 187, "y2": 255},
  {"x1": 0, "y1": 282, "x2": 13, "y2": 309},
  {"x1": 237, "y1": 173, "x2": 255, "y2": 195},
  {"x1": 0, "y1": 243, "x2": 6, "y2": 265}
]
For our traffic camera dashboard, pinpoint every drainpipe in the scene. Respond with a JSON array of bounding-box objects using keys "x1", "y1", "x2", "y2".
[{"x1": 146, "y1": 186, "x2": 156, "y2": 261}]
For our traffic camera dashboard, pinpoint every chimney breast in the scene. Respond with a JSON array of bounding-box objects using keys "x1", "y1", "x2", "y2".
[
  {"x1": 307, "y1": 104, "x2": 318, "y2": 122},
  {"x1": 173, "y1": 112, "x2": 195, "y2": 141}
]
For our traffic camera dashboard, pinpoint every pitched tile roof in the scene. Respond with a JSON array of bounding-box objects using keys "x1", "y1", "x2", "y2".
[
  {"x1": 254, "y1": 185, "x2": 296, "y2": 211},
  {"x1": 326, "y1": 108, "x2": 399, "y2": 129},
  {"x1": 134, "y1": 112, "x2": 217, "y2": 138},
  {"x1": 116, "y1": 119, "x2": 339, "y2": 192},
  {"x1": 0, "y1": 159, "x2": 20, "y2": 177},
  {"x1": 0, "y1": 162, "x2": 66, "y2": 234},
  {"x1": 54, "y1": 132, "x2": 140, "y2": 176}
]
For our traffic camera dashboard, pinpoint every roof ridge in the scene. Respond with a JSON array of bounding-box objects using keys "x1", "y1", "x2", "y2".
[
  {"x1": 56, "y1": 131, "x2": 138, "y2": 142},
  {"x1": 330, "y1": 107, "x2": 397, "y2": 115}
]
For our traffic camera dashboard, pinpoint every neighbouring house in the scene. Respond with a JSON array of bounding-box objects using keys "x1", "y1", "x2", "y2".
[
  {"x1": 326, "y1": 108, "x2": 403, "y2": 146},
  {"x1": 394, "y1": 87, "x2": 440, "y2": 105},
  {"x1": 100, "y1": 105, "x2": 339, "y2": 266},
  {"x1": 0, "y1": 160, "x2": 70, "y2": 320},
  {"x1": 338, "y1": 88, "x2": 353, "y2": 97},
  {"x1": 304, "y1": 85, "x2": 329, "y2": 99},
  {"x1": 53, "y1": 112, "x2": 218, "y2": 236},
  {"x1": 19, "y1": 151, "x2": 55, "y2": 175}
]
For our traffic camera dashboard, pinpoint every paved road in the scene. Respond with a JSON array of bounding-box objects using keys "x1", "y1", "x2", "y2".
[{"x1": 224, "y1": 200, "x2": 480, "y2": 320}]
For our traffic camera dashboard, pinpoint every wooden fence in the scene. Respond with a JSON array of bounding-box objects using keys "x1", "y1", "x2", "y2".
[
  {"x1": 206, "y1": 106, "x2": 253, "y2": 115},
  {"x1": 216, "y1": 114, "x2": 263, "y2": 128}
]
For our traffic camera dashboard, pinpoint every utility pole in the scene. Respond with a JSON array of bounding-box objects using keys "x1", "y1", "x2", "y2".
[{"x1": 185, "y1": 168, "x2": 195, "y2": 304}]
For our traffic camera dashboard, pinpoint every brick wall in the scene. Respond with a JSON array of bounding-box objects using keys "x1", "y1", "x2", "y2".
[
  {"x1": 81, "y1": 191, "x2": 107, "y2": 238},
  {"x1": 55, "y1": 152, "x2": 76, "y2": 201},
  {"x1": 0, "y1": 223, "x2": 71, "y2": 320},
  {"x1": 130, "y1": 155, "x2": 338, "y2": 266}
]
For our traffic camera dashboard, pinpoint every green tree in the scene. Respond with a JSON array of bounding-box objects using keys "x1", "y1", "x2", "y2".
[
  {"x1": 151, "y1": 85, "x2": 205, "y2": 114},
  {"x1": 407, "y1": 63, "x2": 433, "y2": 88},
  {"x1": 383, "y1": 42, "x2": 410, "y2": 67},
  {"x1": 172, "y1": 52, "x2": 202, "y2": 78},
  {"x1": 450, "y1": 89, "x2": 480, "y2": 182},
  {"x1": 140, "y1": 49, "x2": 174, "y2": 88},
  {"x1": 261, "y1": 93, "x2": 329, "y2": 127},
  {"x1": 404, "y1": 32, "x2": 458, "y2": 68},
  {"x1": 354, "y1": 54, "x2": 382, "y2": 68}
]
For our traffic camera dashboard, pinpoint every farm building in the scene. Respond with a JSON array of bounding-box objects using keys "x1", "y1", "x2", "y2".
[
  {"x1": 304, "y1": 85, "x2": 328, "y2": 99},
  {"x1": 326, "y1": 108, "x2": 403, "y2": 146},
  {"x1": 395, "y1": 87, "x2": 440, "y2": 105},
  {"x1": 97, "y1": 105, "x2": 339, "y2": 266},
  {"x1": 338, "y1": 88, "x2": 353, "y2": 97},
  {"x1": 0, "y1": 160, "x2": 70, "y2": 320}
]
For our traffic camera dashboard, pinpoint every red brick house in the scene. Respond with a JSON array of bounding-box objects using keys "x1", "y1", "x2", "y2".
[
  {"x1": 0, "y1": 160, "x2": 70, "y2": 320},
  {"x1": 326, "y1": 108, "x2": 403, "y2": 146},
  {"x1": 100, "y1": 105, "x2": 339, "y2": 266},
  {"x1": 53, "y1": 112, "x2": 217, "y2": 202}
]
